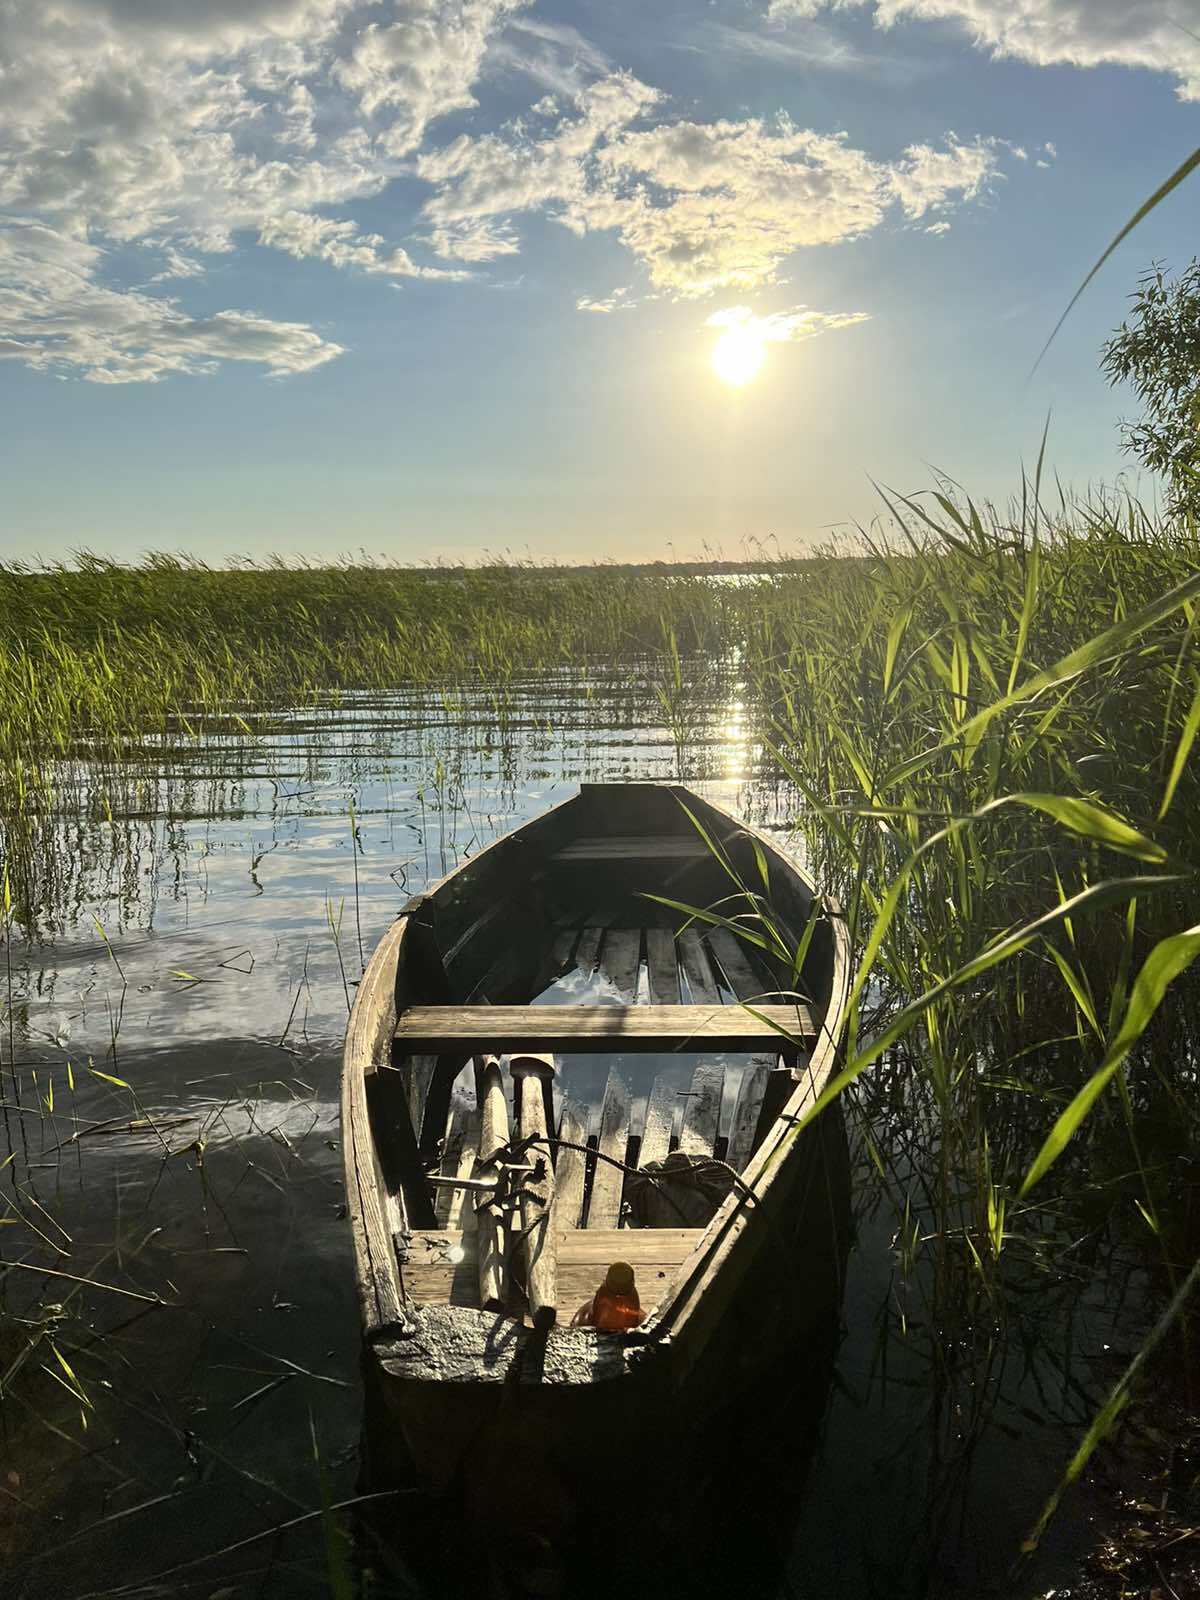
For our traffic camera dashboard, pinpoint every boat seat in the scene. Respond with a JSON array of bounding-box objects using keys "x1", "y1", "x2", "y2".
[
  {"x1": 401, "y1": 1226, "x2": 703, "y2": 1316},
  {"x1": 552, "y1": 835, "x2": 713, "y2": 860},
  {"x1": 394, "y1": 1002, "x2": 816, "y2": 1053},
  {"x1": 416, "y1": 921, "x2": 810, "y2": 1266}
]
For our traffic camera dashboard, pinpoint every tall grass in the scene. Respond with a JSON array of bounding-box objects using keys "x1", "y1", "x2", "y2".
[
  {"x1": 738, "y1": 481, "x2": 1200, "y2": 1545},
  {"x1": 5, "y1": 482, "x2": 1200, "y2": 1570}
]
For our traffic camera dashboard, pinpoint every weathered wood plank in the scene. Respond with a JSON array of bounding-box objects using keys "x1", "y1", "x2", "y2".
[
  {"x1": 573, "y1": 926, "x2": 604, "y2": 976},
  {"x1": 678, "y1": 1063, "x2": 724, "y2": 1157},
  {"x1": 554, "y1": 836, "x2": 710, "y2": 861},
  {"x1": 509, "y1": 1052, "x2": 558, "y2": 1329},
  {"x1": 402, "y1": 1227, "x2": 703, "y2": 1313},
  {"x1": 551, "y1": 929, "x2": 577, "y2": 970},
  {"x1": 638, "y1": 1074, "x2": 677, "y2": 1168},
  {"x1": 443, "y1": 1104, "x2": 480, "y2": 1230},
  {"x1": 597, "y1": 928, "x2": 641, "y2": 1000},
  {"x1": 726, "y1": 1060, "x2": 771, "y2": 1174},
  {"x1": 644, "y1": 928, "x2": 681, "y2": 1005},
  {"x1": 341, "y1": 916, "x2": 410, "y2": 1334},
  {"x1": 586, "y1": 1069, "x2": 630, "y2": 1228},
  {"x1": 678, "y1": 928, "x2": 721, "y2": 1004},
  {"x1": 401, "y1": 1055, "x2": 437, "y2": 1133},
  {"x1": 474, "y1": 1055, "x2": 510, "y2": 1312},
  {"x1": 395, "y1": 1003, "x2": 815, "y2": 1053},
  {"x1": 553, "y1": 1100, "x2": 588, "y2": 1230},
  {"x1": 707, "y1": 926, "x2": 764, "y2": 1001},
  {"x1": 433, "y1": 1099, "x2": 470, "y2": 1226}
]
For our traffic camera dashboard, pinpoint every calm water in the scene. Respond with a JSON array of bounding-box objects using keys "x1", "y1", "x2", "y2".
[{"x1": 1, "y1": 673, "x2": 1111, "y2": 1598}]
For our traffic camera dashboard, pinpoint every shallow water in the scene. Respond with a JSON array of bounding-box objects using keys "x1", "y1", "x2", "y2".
[{"x1": 1, "y1": 674, "x2": 1112, "y2": 1598}]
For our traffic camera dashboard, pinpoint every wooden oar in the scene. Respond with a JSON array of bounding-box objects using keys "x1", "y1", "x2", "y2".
[
  {"x1": 510, "y1": 1051, "x2": 558, "y2": 1330},
  {"x1": 475, "y1": 1054, "x2": 510, "y2": 1312}
]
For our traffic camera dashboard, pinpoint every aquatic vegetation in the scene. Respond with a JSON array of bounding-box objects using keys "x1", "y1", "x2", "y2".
[
  {"x1": 4, "y1": 480, "x2": 1200, "y2": 1590},
  {"x1": 740, "y1": 481, "x2": 1200, "y2": 1551}
]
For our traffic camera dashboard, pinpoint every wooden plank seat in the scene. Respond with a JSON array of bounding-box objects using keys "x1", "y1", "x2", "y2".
[
  {"x1": 553, "y1": 836, "x2": 712, "y2": 861},
  {"x1": 401, "y1": 1226, "x2": 703, "y2": 1316},
  {"x1": 395, "y1": 1003, "x2": 816, "y2": 1054}
]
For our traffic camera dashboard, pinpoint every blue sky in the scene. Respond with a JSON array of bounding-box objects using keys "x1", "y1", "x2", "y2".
[{"x1": 1, "y1": 0, "x2": 1198, "y2": 563}]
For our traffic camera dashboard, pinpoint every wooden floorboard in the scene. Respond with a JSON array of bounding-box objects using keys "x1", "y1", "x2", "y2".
[
  {"x1": 644, "y1": 928, "x2": 681, "y2": 1004},
  {"x1": 639, "y1": 1075, "x2": 677, "y2": 1168},
  {"x1": 678, "y1": 928, "x2": 722, "y2": 1005},
  {"x1": 553, "y1": 1100, "x2": 589, "y2": 1230},
  {"x1": 573, "y1": 926, "x2": 604, "y2": 976},
  {"x1": 678, "y1": 1063, "x2": 724, "y2": 1156},
  {"x1": 726, "y1": 1061, "x2": 770, "y2": 1174},
  {"x1": 395, "y1": 1003, "x2": 815, "y2": 1053},
  {"x1": 434, "y1": 1100, "x2": 475, "y2": 1227},
  {"x1": 598, "y1": 927, "x2": 641, "y2": 1000},
  {"x1": 707, "y1": 926, "x2": 764, "y2": 1001},
  {"x1": 586, "y1": 1068, "x2": 630, "y2": 1228}
]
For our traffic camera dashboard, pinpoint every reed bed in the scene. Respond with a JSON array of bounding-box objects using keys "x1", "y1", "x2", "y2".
[
  {"x1": 4, "y1": 481, "x2": 1200, "y2": 1580},
  {"x1": 739, "y1": 483, "x2": 1200, "y2": 1552}
]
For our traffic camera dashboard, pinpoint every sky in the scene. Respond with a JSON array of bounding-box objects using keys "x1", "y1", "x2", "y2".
[{"x1": 1, "y1": 0, "x2": 1199, "y2": 564}]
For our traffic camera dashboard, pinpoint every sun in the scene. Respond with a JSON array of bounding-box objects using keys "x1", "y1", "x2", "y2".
[{"x1": 711, "y1": 322, "x2": 766, "y2": 387}]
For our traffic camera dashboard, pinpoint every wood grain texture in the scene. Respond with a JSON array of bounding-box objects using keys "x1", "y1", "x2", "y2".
[
  {"x1": 395, "y1": 1003, "x2": 815, "y2": 1053},
  {"x1": 725, "y1": 1060, "x2": 771, "y2": 1174},
  {"x1": 435, "y1": 1100, "x2": 478, "y2": 1227},
  {"x1": 553, "y1": 836, "x2": 709, "y2": 860},
  {"x1": 597, "y1": 928, "x2": 641, "y2": 1000},
  {"x1": 402, "y1": 1227, "x2": 702, "y2": 1313},
  {"x1": 643, "y1": 928, "x2": 681, "y2": 1004},
  {"x1": 474, "y1": 1056, "x2": 510, "y2": 1312},
  {"x1": 573, "y1": 926, "x2": 604, "y2": 976},
  {"x1": 678, "y1": 1063, "x2": 724, "y2": 1157},
  {"x1": 341, "y1": 915, "x2": 409, "y2": 1334},
  {"x1": 678, "y1": 929, "x2": 721, "y2": 1004},
  {"x1": 553, "y1": 1100, "x2": 589, "y2": 1230},
  {"x1": 510, "y1": 1053, "x2": 558, "y2": 1329},
  {"x1": 586, "y1": 1068, "x2": 630, "y2": 1228},
  {"x1": 638, "y1": 1075, "x2": 677, "y2": 1168},
  {"x1": 707, "y1": 926, "x2": 763, "y2": 1001}
]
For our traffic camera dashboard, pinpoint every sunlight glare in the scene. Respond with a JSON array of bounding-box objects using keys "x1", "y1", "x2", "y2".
[{"x1": 711, "y1": 323, "x2": 766, "y2": 387}]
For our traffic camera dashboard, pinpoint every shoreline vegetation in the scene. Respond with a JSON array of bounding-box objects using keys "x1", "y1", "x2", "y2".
[{"x1": 4, "y1": 475, "x2": 1200, "y2": 1591}]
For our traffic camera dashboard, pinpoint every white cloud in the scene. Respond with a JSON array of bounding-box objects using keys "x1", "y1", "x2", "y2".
[
  {"x1": 0, "y1": 1, "x2": 510, "y2": 382},
  {"x1": 0, "y1": 1, "x2": 1031, "y2": 380},
  {"x1": 422, "y1": 82, "x2": 1004, "y2": 296},
  {"x1": 576, "y1": 287, "x2": 632, "y2": 313},
  {"x1": 889, "y1": 136, "x2": 996, "y2": 218},
  {"x1": 0, "y1": 220, "x2": 343, "y2": 382},
  {"x1": 259, "y1": 210, "x2": 471, "y2": 277},
  {"x1": 333, "y1": 0, "x2": 528, "y2": 155},
  {"x1": 705, "y1": 303, "x2": 871, "y2": 343},
  {"x1": 767, "y1": 0, "x2": 1200, "y2": 100}
]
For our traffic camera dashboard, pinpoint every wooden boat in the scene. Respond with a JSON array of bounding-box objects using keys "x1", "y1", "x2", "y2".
[{"x1": 342, "y1": 781, "x2": 850, "y2": 1558}]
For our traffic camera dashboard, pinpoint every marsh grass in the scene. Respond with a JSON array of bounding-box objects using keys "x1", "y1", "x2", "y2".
[
  {"x1": 5, "y1": 483, "x2": 1200, "y2": 1587},
  {"x1": 732, "y1": 480, "x2": 1200, "y2": 1555}
]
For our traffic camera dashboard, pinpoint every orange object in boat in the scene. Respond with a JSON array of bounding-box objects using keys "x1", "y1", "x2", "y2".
[{"x1": 571, "y1": 1262, "x2": 644, "y2": 1332}]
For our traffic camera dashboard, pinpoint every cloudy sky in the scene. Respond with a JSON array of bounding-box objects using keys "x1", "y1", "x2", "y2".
[{"x1": 2, "y1": 0, "x2": 1199, "y2": 562}]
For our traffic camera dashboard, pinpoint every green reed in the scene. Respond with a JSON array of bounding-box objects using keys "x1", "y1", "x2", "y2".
[
  {"x1": 734, "y1": 480, "x2": 1200, "y2": 1549},
  {"x1": 5, "y1": 483, "x2": 1200, "y2": 1570}
]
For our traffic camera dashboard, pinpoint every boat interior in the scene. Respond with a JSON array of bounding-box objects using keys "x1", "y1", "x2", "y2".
[{"x1": 368, "y1": 784, "x2": 838, "y2": 1330}]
